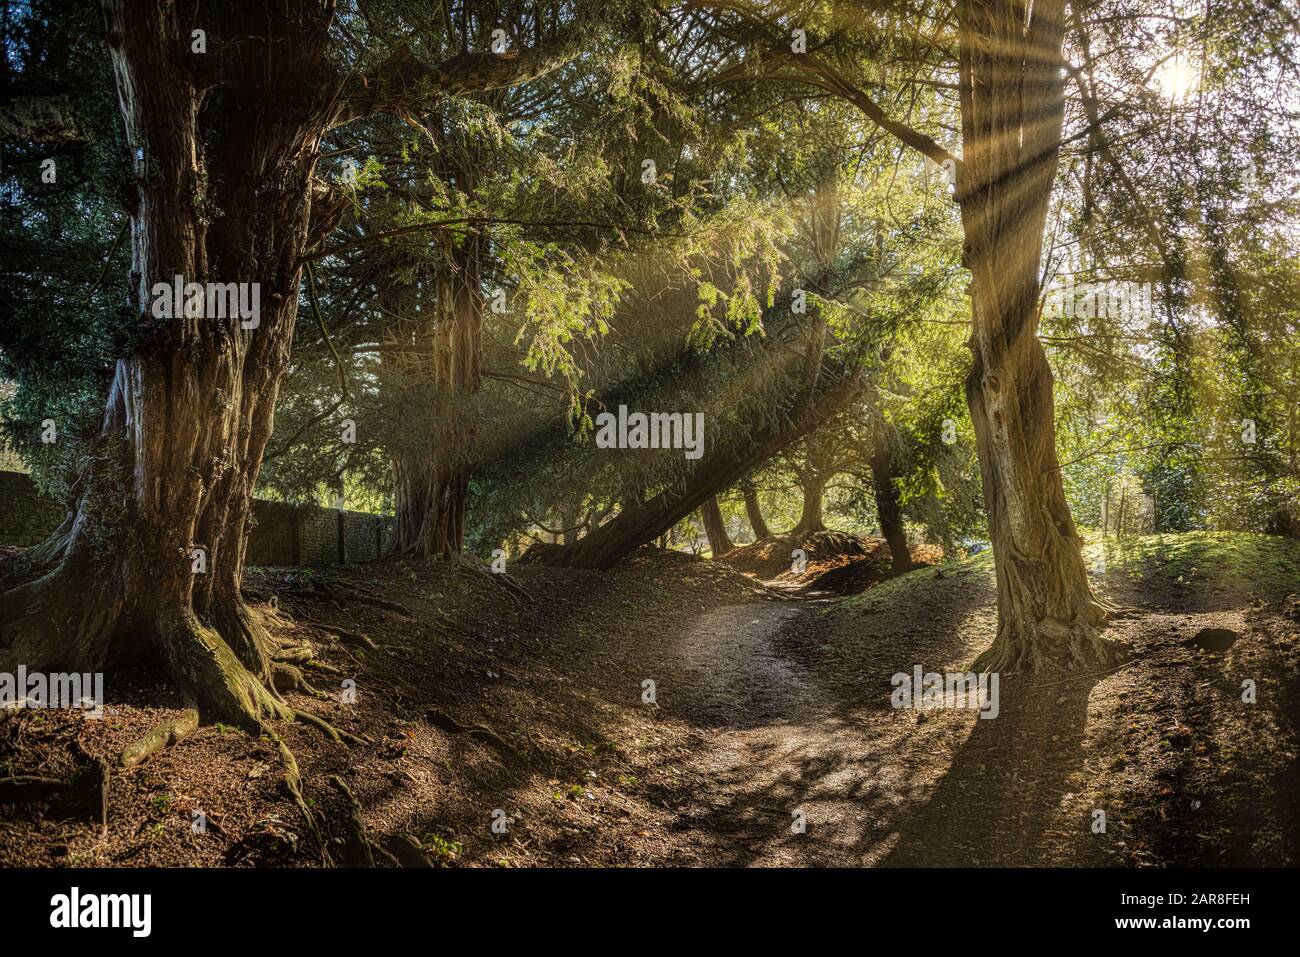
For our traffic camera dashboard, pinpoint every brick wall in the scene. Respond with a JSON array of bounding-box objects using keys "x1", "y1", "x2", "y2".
[
  {"x1": 0, "y1": 470, "x2": 66, "y2": 547},
  {"x1": 0, "y1": 469, "x2": 393, "y2": 565}
]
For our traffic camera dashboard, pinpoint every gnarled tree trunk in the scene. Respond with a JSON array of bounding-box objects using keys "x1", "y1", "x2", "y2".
[
  {"x1": 425, "y1": 229, "x2": 484, "y2": 558},
  {"x1": 956, "y1": 0, "x2": 1118, "y2": 672},
  {"x1": 868, "y1": 422, "x2": 912, "y2": 574},
  {"x1": 792, "y1": 474, "x2": 827, "y2": 536},
  {"x1": 386, "y1": 173, "x2": 484, "y2": 560},
  {"x1": 0, "y1": 3, "x2": 336, "y2": 727}
]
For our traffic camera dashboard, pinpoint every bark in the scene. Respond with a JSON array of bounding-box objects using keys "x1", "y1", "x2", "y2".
[
  {"x1": 955, "y1": 0, "x2": 1118, "y2": 672},
  {"x1": 868, "y1": 423, "x2": 912, "y2": 573},
  {"x1": 522, "y1": 367, "x2": 866, "y2": 569},
  {"x1": 700, "y1": 496, "x2": 735, "y2": 557},
  {"x1": 423, "y1": 228, "x2": 483, "y2": 558},
  {"x1": 381, "y1": 280, "x2": 440, "y2": 557},
  {"x1": 386, "y1": 148, "x2": 484, "y2": 559},
  {"x1": 741, "y1": 483, "x2": 772, "y2": 539},
  {"x1": 0, "y1": 3, "x2": 337, "y2": 726},
  {"x1": 792, "y1": 475, "x2": 827, "y2": 536}
]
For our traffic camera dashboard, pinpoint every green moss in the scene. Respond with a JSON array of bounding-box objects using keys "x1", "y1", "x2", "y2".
[
  {"x1": 831, "y1": 548, "x2": 995, "y2": 615},
  {"x1": 1085, "y1": 531, "x2": 1300, "y2": 600},
  {"x1": 831, "y1": 531, "x2": 1299, "y2": 615}
]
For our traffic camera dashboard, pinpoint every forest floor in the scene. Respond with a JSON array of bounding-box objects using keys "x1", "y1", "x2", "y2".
[{"x1": 2, "y1": 531, "x2": 1298, "y2": 867}]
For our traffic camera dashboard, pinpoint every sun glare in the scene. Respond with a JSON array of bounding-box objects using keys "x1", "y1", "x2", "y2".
[{"x1": 1156, "y1": 56, "x2": 1199, "y2": 102}]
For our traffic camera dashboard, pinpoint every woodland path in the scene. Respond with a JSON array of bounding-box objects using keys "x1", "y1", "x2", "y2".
[
  {"x1": 663, "y1": 599, "x2": 889, "y2": 865},
  {"x1": 641, "y1": 571, "x2": 1212, "y2": 868}
]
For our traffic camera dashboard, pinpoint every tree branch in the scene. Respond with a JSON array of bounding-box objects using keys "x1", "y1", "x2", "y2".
[{"x1": 332, "y1": 27, "x2": 587, "y2": 127}]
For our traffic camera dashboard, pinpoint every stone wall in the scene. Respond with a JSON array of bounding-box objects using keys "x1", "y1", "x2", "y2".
[{"x1": 0, "y1": 469, "x2": 392, "y2": 565}]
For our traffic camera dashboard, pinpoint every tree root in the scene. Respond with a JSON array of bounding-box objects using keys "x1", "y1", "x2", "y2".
[
  {"x1": 0, "y1": 759, "x2": 109, "y2": 828},
  {"x1": 272, "y1": 662, "x2": 323, "y2": 695},
  {"x1": 294, "y1": 581, "x2": 415, "y2": 620},
  {"x1": 973, "y1": 617, "x2": 1129, "y2": 674},
  {"x1": 301, "y1": 618, "x2": 377, "y2": 649},
  {"x1": 292, "y1": 707, "x2": 368, "y2": 747},
  {"x1": 121, "y1": 708, "x2": 199, "y2": 768},
  {"x1": 454, "y1": 553, "x2": 530, "y2": 605},
  {"x1": 262, "y1": 723, "x2": 327, "y2": 859},
  {"x1": 425, "y1": 706, "x2": 526, "y2": 763},
  {"x1": 329, "y1": 774, "x2": 398, "y2": 867},
  {"x1": 383, "y1": 833, "x2": 435, "y2": 867},
  {"x1": 0, "y1": 775, "x2": 66, "y2": 802}
]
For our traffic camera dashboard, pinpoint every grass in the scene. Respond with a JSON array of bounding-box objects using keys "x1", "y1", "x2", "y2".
[
  {"x1": 830, "y1": 548, "x2": 994, "y2": 615},
  {"x1": 833, "y1": 531, "x2": 1299, "y2": 616},
  {"x1": 1085, "y1": 531, "x2": 1300, "y2": 600}
]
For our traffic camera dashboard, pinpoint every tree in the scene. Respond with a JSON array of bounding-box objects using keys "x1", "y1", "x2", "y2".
[
  {"x1": 693, "y1": 0, "x2": 1125, "y2": 670},
  {"x1": 739, "y1": 477, "x2": 772, "y2": 539},
  {"x1": 699, "y1": 495, "x2": 735, "y2": 555},
  {"x1": 0, "y1": 1, "x2": 597, "y2": 727}
]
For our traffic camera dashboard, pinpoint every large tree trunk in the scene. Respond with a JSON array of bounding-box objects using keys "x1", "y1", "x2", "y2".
[
  {"x1": 741, "y1": 482, "x2": 772, "y2": 539},
  {"x1": 386, "y1": 177, "x2": 484, "y2": 560},
  {"x1": 0, "y1": 3, "x2": 335, "y2": 726},
  {"x1": 425, "y1": 229, "x2": 484, "y2": 558},
  {"x1": 956, "y1": 0, "x2": 1118, "y2": 672},
  {"x1": 522, "y1": 368, "x2": 866, "y2": 569},
  {"x1": 699, "y1": 496, "x2": 735, "y2": 556},
  {"x1": 868, "y1": 423, "x2": 912, "y2": 574}
]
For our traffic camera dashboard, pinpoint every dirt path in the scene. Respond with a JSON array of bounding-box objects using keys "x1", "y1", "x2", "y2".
[
  {"x1": 633, "y1": 551, "x2": 1300, "y2": 867},
  {"x1": 662, "y1": 599, "x2": 906, "y2": 866},
  {"x1": 4, "y1": 537, "x2": 1295, "y2": 868}
]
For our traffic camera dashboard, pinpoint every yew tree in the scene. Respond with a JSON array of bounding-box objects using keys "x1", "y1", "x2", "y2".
[
  {"x1": 690, "y1": 0, "x2": 1145, "y2": 670},
  {"x1": 0, "y1": 0, "x2": 602, "y2": 727}
]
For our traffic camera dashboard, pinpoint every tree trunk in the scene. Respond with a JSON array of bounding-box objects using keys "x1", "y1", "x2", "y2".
[
  {"x1": 523, "y1": 368, "x2": 866, "y2": 569},
  {"x1": 381, "y1": 279, "x2": 440, "y2": 557},
  {"x1": 868, "y1": 428, "x2": 912, "y2": 574},
  {"x1": 741, "y1": 483, "x2": 772, "y2": 539},
  {"x1": 956, "y1": 0, "x2": 1118, "y2": 672},
  {"x1": 383, "y1": 227, "x2": 483, "y2": 560},
  {"x1": 426, "y1": 229, "x2": 483, "y2": 558},
  {"x1": 792, "y1": 475, "x2": 827, "y2": 536},
  {"x1": 700, "y1": 496, "x2": 735, "y2": 557},
  {"x1": 0, "y1": 3, "x2": 336, "y2": 726}
]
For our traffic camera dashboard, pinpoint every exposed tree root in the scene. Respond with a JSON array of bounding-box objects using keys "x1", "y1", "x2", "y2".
[
  {"x1": 300, "y1": 618, "x2": 377, "y2": 649},
  {"x1": 121, "y1": 708, "x2": 199, "y2": 768},
  {"x1": 263, "y1": 723, "x2": 327, "y2": 858},
  {"x1": 455, "y1": 553, "x2": 530, "y2": 605},
  {"x1": 0, "y1": 759, "x2": 108, "y2": 828},
  {"x1": 329, "y1": 774, "x2": 398, "y2": 867},
  {"x1": 0, "y1": 775, "x2": 66, "y2": 802},
  {"x1": 272, "y1": 644, "x2": 316, "y2": 664},
  {"x1": 272, "y1": 661, "x2": 322, "y2": 695},
  {"x1": 425, "y1": 706, "x2": 526, "y2": 764},
  {"x1": 297, "y1": 580, "x2": 415, "y2": 619},
  {"x1": 973, "y1": 616, "x2": 1129, "y2": 674},
  {"x1": 383, "y1": 832, "x2": 435, "y2": 867},
  {"x1": 293, "y1": 707, "x2": 368, "y2": 747}
]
